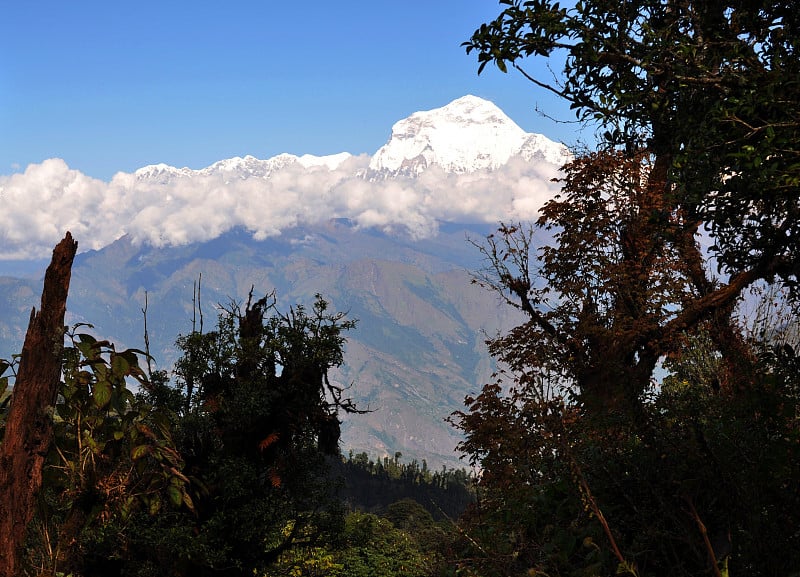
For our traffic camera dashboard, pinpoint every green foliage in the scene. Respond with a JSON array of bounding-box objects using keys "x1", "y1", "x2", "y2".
[
  {"x1": 466, "y1": 0, "x2": 800, "y2": 282},
  {"x1": 337, "y1": 511, "x2": 431, "y2": 577},
  {"x1": 6, "y1": 291, "x2": 366, "y2": 577},
  {"x1": 454, "y1": 341, "x2": 800, "y2": 576},
  {"x1": 130, "y1": 292, "x2": 359, "y2": 576},
  {"x1": 337, "y1": 451, "x2": 475, "y2": 521},
  {"x1": 266, "y1": 509, "x2": 446, "y2": 577},
  {"x1": 24, "y1": 326, "x2": 190, "y2": 576}
]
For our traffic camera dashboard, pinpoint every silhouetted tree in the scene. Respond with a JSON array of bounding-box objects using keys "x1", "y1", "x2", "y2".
[{"x1": 144, "y1": 291, "x2": 361, "y2": 576}]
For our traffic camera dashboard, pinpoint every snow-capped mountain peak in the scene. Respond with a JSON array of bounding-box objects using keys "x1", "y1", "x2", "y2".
[
  {"x1": 133, "y1": 163, "x2": 194, "y2": 183},
  {"x1": 2, "y1": 95, "x2": 570, "y2": 261},
  {"x1": 201, "y1": 152, "x2": 352, "y2": 176},
  {"x1": 132, "y1": 96, "x2": 567, "y2": 187},
  {"x1": 134, "y1": 152, "x2": 353, "y2": 184},
  {"x1": 198, "y1": 154, "x2": 293, "y2": 178},
  {"x1": 368, "y1": 95, "x2": 568, "y2": 176}
]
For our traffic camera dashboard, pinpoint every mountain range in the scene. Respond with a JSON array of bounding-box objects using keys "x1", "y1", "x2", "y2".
[
  {"x1": 129, "y1": 95, "x2": 567, "y2": 182},
  {"x1": 0, "y1": 95, "x2": 566, "y2": 467}
]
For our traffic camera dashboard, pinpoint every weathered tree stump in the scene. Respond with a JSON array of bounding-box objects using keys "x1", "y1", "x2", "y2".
[{"x1": 0, "y1": 233, "x2": 77, "y2": 577}]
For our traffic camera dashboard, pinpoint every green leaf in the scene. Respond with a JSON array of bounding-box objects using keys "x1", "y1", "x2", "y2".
[
  {"x1": 76, "y1": 333, "x2": 97, "y2": 345},
  {"x1": 93, "y1": 380, "x2": 112, "y2": 408},
  {"x1": 183, "y1": 492, "x2": 195, "y2": 512},
  {"x1": 111, "y1": 353, "x2": 130, "y2": 378},
  {"x1": 94, "y1": 362, "x2": 108, "y2": 380},
  {"x1": 131, "y1": 444, "x2": 151, "y2": 460},
  {"x1": 76, "y1": 340, "x2": 96, "y2": 359},
  {"x1": 120, "y1": 496, "x2": 135, "y2": 521},
  {"x1": 148, "y1": 494, "x2": 161, "y2": 515},
  {"x1": 168, "y1": 485, "x2": 183, "y2": 507}
]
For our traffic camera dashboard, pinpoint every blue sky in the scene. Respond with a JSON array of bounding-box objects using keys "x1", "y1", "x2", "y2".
[{"x1": 0, "y1": 1, "x2": 579, "y2": 181}]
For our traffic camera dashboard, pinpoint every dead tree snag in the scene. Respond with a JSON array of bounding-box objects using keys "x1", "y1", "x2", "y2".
[{"x1": 0, "y1": 233, "x2": 77, "y2": 577}]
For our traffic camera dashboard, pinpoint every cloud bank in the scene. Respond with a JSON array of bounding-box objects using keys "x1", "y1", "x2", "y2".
[{"x1": 0, "y1": 155, "x2": 562, "y2": 260}]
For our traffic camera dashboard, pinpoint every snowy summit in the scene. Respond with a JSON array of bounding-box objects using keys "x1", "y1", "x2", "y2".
[{"x1": 368, "y1": 95, "x2": 569, "y2": 176}]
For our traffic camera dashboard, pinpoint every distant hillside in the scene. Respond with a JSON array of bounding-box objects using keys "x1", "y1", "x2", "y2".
[{"x1": 0, "y1": 221, "x2": 521, "y2": 468}]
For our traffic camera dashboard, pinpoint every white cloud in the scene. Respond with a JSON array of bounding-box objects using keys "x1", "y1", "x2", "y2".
[
  {"x1": 0, "y1": 155, "x2": 562, "y2": 260},
  {"x1": 0, "y1": 159, "x2": 125, "y2": 258}
]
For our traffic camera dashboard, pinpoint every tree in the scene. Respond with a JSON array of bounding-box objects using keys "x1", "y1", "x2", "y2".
[
  {"x1": 451, "y1": 2, "x2": 800, "y2": 574},
  {"x1": 472, "y1": 147, "x2": 764, "y2": 415},
  {"x1": 466, "y1": 0, "x2": 799, "y2": 285},
  {"x1": 0, "y1": 233, "x2": 77, "y2": 577},
  {"x1": 140, "y1": 291, "x2": 361, "y2": 577},
  {"x1": 458, "y1": 195, "x2": 800, "y2": 573},
  {"x1": 463, "y1": 1, "x2": 800, "y2": 416},
  {"x1": 265, "y1": 510, "x2": 437, "y2": 577}
]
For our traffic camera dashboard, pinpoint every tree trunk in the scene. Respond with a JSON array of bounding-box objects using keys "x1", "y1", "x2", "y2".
[{"x1": 0, "y1": 233, "x2": 77, "y2": 577}]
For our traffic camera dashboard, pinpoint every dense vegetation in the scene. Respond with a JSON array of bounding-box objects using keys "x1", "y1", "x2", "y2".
[
  {"x1": 452, "y1": 1, "x2": 800, "y2": 575},
  {"x1": 2, "y1": 1, "x2": 799, "y2": 575},
  {"x1": 0, "y1": 291, "x2": 474, "y2": 577}
]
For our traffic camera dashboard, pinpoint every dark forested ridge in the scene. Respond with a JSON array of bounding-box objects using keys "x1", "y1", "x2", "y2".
[{"x1": 334, "y1": 451, "x2": 475, "y2": 521}]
